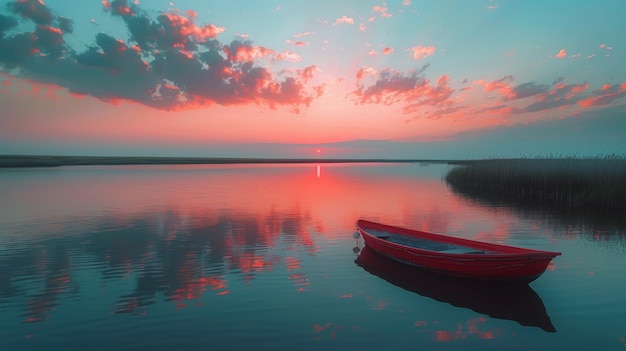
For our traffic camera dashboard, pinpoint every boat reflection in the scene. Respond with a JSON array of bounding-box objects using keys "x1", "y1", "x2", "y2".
[{"x1": 355, "y1": 246, "x2": 556, "y2": 332}]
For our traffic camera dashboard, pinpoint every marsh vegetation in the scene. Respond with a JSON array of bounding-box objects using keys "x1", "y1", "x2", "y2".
[{"x1": 445, "y1": 156, "x2": 626, "y2": 215}]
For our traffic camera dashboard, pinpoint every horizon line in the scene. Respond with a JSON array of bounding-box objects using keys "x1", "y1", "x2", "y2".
[{"x1": 0, "y1": 154, "x2": 455, "y2": 168}]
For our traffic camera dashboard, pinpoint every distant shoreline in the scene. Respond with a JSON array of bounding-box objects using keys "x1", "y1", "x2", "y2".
[{"x1": 0, "y1": 155, "x2": 452, "y2": 168}]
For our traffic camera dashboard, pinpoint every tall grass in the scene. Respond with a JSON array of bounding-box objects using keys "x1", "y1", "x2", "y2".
[{"x1": 445, "y1": 155, "x2": 626, "y2": 214}]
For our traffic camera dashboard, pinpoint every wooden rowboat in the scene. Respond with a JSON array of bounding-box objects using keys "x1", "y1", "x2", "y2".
[{"x1": 355, "y1": 219, "x2": 561, "y2": 284}]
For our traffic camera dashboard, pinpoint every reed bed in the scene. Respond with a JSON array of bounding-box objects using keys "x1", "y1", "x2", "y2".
[{"x1": 445, "y1": 156, "x2": 626, "y2": 214}]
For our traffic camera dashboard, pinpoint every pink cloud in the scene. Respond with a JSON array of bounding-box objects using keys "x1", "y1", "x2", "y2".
[
  {"x1": 39, "y1": 25, "x2": 62, "y2": 36},
  {"x1": 567, "y1": 82, "x2": 589, "y2": 95},
  {"x1": 293, "y1": 31, "x2": 315, "y2": 38},
  {"x1": 366, "y1": 50, "x2": 378, "y2": 57},
  {"x1": 274, "y1": 50, "x2": 301, "y2": 62},
  {"x1": 473, "y1": 76, "x2": 587, "y2": 111},
  {"x1": 334, "y1": 16, "x2": 354, "y2": 25},
  {"x1": 224, "y1": 43, "x2": 301, "y2": 63},
  {"x1": 355, "y1": 66, "x2": 378, "y2": 81},
  {"x1": 471, "y1": 75, "x2": 617, "y2": 116},
  {"x1": 485, "y1": 105, "x2": 516, "y2": 115},
  {"x1": 382, "y1": 47, "x2": 394, "y2": 55},
  {"x1": 555, "y1": 49, "x2": 567, "y2": 59},
  {"x1": 298, "y1": 65, "x2": 321, "y2": 84},
  {"x1": 351, "y1": 66, "x2": 456, "y2": 117},
  {"x1": 162, "y1": 13, "x2": 226, "y2": 42},
  {"x1": 578, "y1": 82, "x2": 626, "y2": 107},
  {"x1": 407, "y1": 45, "x2": 436, "y2": 60},
  {"x1": 286, "y1": 39, "x2": 310, "y2": 47},
  {"x1": 466, "y1": 78, "x2": 590, "y2": 116},
  {"x1": 224, "y1": 43, "x2": 274, "y2": 62},
  {"x1": 359, "y1": 23, "x2": 367, "y2": 32},
  {"x1": 373, "y1": 4, "x2": 392, "y2": 18},
  {"x1": 402, "y1": 0, "x2": 411, "y2": 5},
  {"x1": 475, "y1": 76, "x2": 516, "y2": 99}
]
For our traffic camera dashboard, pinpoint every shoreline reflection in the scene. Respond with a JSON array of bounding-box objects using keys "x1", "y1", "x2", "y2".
[{"x1": 447, "y1": 183, "x2": 626, "y2": 240}]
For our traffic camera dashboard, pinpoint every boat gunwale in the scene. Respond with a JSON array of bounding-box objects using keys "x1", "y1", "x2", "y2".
[{"x1": 357, "y1": 219, "x2": 561, "y2": 259}]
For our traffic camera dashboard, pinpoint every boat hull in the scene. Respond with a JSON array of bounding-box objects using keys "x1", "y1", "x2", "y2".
[{"x1": 356, "y1": 220, "x2": 561, "y2": 284}]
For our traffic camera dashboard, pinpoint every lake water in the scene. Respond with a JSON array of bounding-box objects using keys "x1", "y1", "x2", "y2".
[{"x1": 1, "y1": 163, "x2": 625, "y2": 350}]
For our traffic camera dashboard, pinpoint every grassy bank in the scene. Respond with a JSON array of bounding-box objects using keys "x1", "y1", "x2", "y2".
[{"x1": 445, "y1": 156, "x2": 626, "y2": 214}]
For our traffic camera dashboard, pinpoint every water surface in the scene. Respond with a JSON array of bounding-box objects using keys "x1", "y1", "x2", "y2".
[{"x1": 1, "y1": 163, "x2": 625, "y2": 350}]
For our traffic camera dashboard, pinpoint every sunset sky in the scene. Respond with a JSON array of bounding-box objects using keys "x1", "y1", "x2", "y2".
[{"x1": 1, "y1": 0, "x2": 625, "y2": 159}]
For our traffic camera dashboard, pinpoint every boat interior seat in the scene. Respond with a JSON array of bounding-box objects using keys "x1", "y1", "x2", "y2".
[{"x1": 439, "y1": 247, "x2": 486, "y2": 254}]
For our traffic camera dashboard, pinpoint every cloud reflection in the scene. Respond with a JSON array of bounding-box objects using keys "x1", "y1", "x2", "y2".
[{"x1": 0, "y1": 208, "x2": 313, "y2": 320}]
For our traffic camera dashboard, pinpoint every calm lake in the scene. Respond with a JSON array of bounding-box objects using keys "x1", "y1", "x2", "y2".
[{"x1": 1, "y1": 163, "x2": 625, "y2": 350}]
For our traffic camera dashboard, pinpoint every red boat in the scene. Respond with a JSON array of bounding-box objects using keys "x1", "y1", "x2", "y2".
[{"x1": 355, "y1": 219, "x2": 561, "y2": 284}]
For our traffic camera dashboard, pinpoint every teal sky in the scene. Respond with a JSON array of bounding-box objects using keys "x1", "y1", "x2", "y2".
[{"x1": 1, "y1": 0, "x2": 625, "y2": 158}]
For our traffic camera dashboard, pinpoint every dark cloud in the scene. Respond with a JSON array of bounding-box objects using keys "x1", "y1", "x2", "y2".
[
  {"x1": 513, "y1": 82, "x2": 548, "y2": 99},
  {"x1": 0, "y1": 21, "x2": 67, "y2": 65},
  {"x1": 353, "y1": 68, "x2": 427, "y2": 105},
  {"x1": 75, "y1": 33, "x2": 148, "y2": 73},
  {"x1": 6, "y1": 0, "x2": 53, "y2": 25},
  {"x1": 34, "y1": 25, "x2": 65, "y2": 60},
  {"x1": 122, "y1": 14, "x2": 161, "y2": 50},
  {"x1": 1, "y1": 1, "x2": 67, "y2": 65},
  {"x1": 0, "y1": 32, "x2": 38, "y2": 67},
  {"x1": 0, "y1": 14, "x2": 18, "y2": 33},
  {"x1": 57, "y1": 16, "x2": 72, "y2": 34},
  {"x1": 106, "y1": 0, "x2": 137, "y2": 18},
  {"x1": 105, "y1": 1, "x2": 224, "y2": 52},
  {"x1": 0, "y1": 0, "x2": 320, "y2": 112},
  {"x1": 523, "y1": 79, "x2": 588, "y2": 113}
]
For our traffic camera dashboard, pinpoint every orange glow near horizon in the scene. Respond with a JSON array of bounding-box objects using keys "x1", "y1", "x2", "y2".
[{"x1": 3, "y1": 75, "x2": 599, "y2": 149}]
